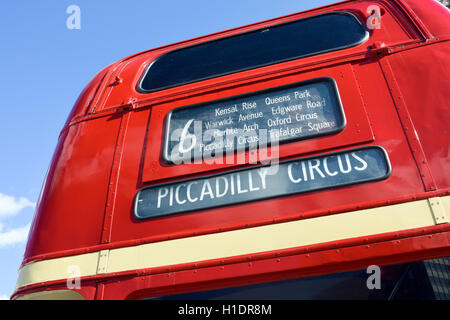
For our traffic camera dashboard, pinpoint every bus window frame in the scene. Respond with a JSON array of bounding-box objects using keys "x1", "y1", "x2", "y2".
[
  {"x1": 136, "y1": 11, "x2": 370, "y2": 94},
  {"x1": 141, "y1": 63, "x2": 375, "y2": 184}
]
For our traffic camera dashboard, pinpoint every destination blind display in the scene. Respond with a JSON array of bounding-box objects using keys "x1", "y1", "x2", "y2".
[
  {"x1": 135, "y1": 147, "x2": 390, "y2": 219},
  {"x1": 164, "y1": 78, "x2": 345, "y2": 162}
]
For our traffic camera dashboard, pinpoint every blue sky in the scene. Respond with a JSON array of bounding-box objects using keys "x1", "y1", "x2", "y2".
[{"x1": 0, "y1": 0, "x2": 335, "y2": 299}]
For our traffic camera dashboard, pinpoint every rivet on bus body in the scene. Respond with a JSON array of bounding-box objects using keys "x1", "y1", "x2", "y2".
[{"x1": 373, "y1": 41, "x2": 384, "y2": 49}]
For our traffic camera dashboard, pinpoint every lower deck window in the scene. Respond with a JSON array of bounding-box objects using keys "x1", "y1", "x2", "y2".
[{"x1": 150, "y1": 257, "x2": 450, "y2": 300}]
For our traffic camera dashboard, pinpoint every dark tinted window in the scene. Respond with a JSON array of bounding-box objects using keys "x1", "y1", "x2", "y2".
[
  {"x1": 150, "y1": 257, "x2": 450, "y2": 300},
  {"x1": 139, "y1": 12, "x2": 368, "y2": 92}
]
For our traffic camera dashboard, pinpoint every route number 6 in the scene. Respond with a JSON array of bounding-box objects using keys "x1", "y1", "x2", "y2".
[{"x1": 178, "y1": 119, "x2": 197, "y2": 153}]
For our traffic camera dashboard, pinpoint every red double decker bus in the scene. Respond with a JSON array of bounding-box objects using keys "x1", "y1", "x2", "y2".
[{"x1": 13, "y1": 0, "x2": 450, "y2": 300}]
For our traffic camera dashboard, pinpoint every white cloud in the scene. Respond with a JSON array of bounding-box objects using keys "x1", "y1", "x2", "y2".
[
  {"x1": 0, "y1": 193, "x2": 34, "y2": 248},
  {"x1": 0, "y1": 294, "x2": 9, "y2": 300},
  {"x1": 0, "y1": 193, "x2": 35, "y2": 218},
  {"x1": 0, "y1": 224, "x2": 31, "y2": 248}
]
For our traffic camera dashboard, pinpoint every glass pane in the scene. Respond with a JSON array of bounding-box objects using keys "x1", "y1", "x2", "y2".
[
  {"x1": 149, "y1": 257, "x2": 450, "y2": 300},
  {"x1": 139, "y1": 12, "x2": 368, "y2": 92}
]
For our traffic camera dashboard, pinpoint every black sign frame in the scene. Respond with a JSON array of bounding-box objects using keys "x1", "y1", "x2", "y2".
[
  {"x1": 162, "y1": 77, "x2": 346, "y2": 164},
  {"x1": 135, "y1": 146, "x2": 391, "y2": 220}
]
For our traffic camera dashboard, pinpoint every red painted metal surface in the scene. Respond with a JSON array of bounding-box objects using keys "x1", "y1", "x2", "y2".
[
  {"x1": 15, "y1": 0, "x2": 450, "y2": 299},
  {"x1": 13, "y1": 228, "x2": 450, "y2": 300}
]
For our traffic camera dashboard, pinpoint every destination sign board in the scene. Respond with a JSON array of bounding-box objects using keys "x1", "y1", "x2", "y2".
[
  {"x1": 164, "y1": 77, "x2": 345, "y2": 163},
  {"x1": 135, "y1": 146, "x2": 390, "y2": 219}
]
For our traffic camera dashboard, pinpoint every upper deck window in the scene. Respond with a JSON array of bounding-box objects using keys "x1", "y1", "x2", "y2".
[{"x1": 138, "y1": 12, "x2": 368, "y2": 93}]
